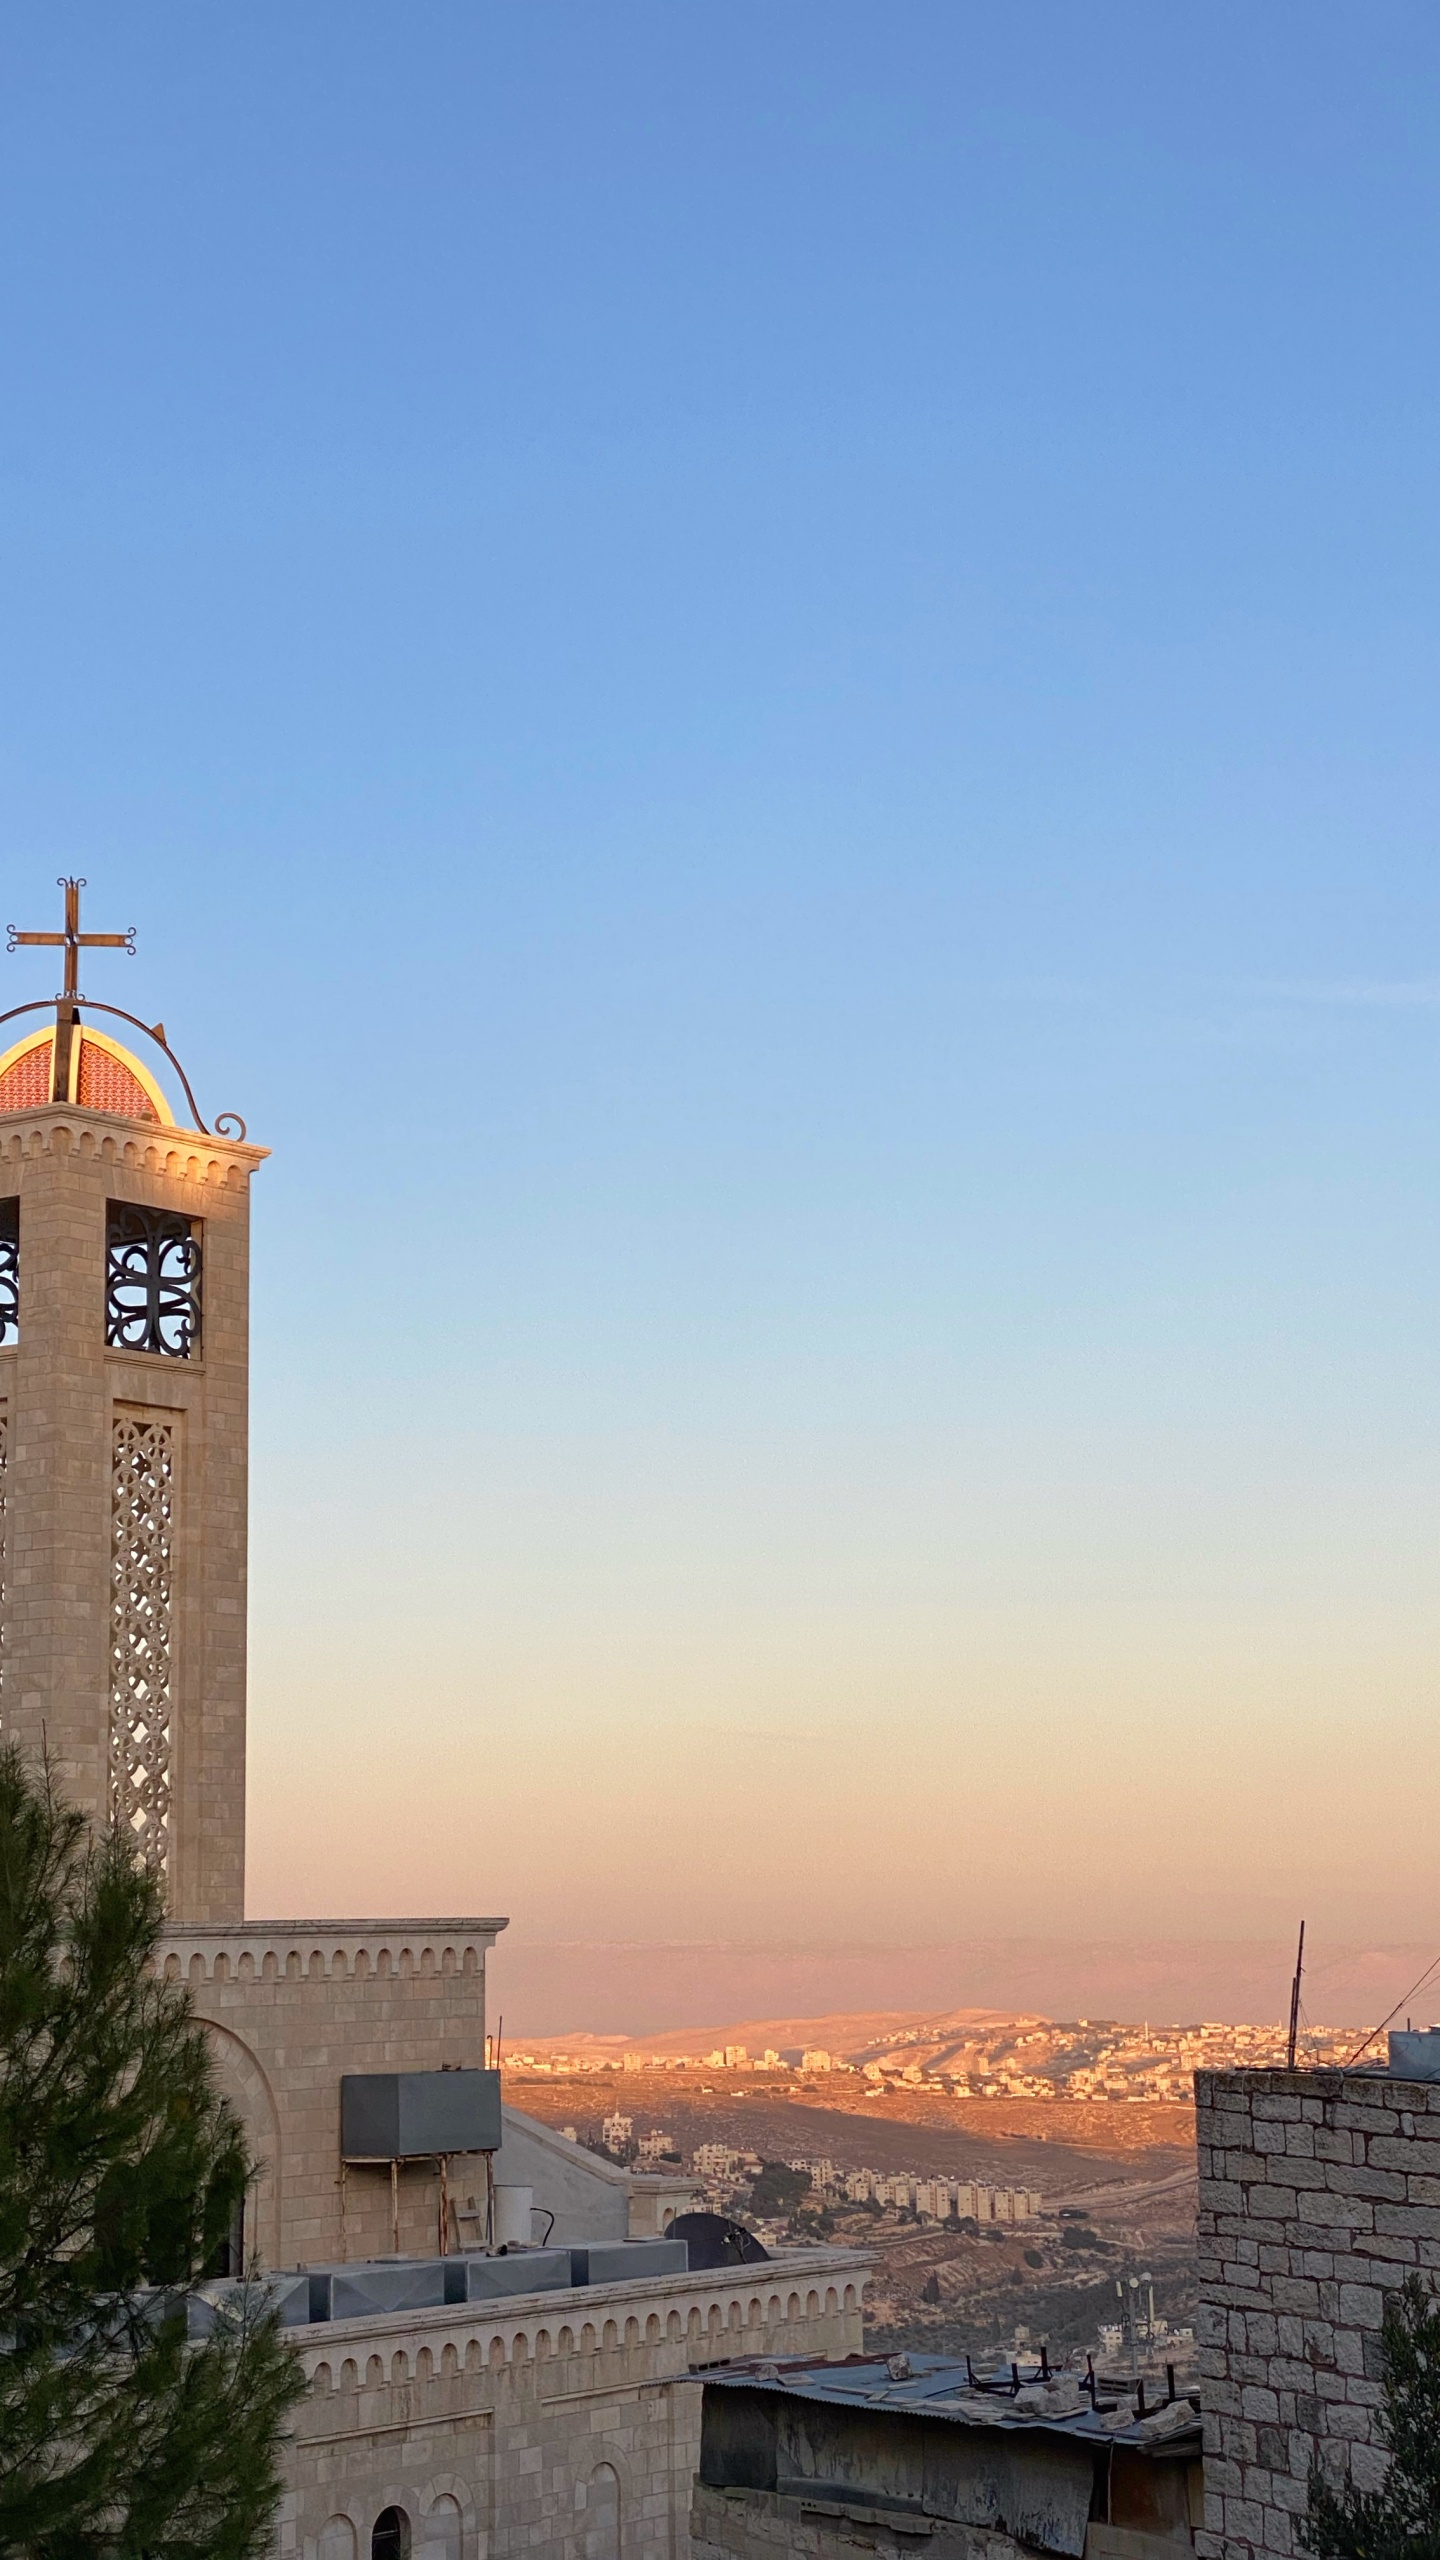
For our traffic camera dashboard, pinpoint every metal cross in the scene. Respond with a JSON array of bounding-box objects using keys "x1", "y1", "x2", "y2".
[
  {"x1": 9, "y1": 875, "x2": 135, "y2": 995},
  {"x1": 7, "y1": 876, "x2": 136, "y2": 1102}
]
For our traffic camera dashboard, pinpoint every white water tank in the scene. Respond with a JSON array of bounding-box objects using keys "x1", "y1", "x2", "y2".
[
  {"x1": 1389, "y1": 2029, "x2": 1440, "y2": 2080},
  {"x1": 492, "y1": 2183, "x2": 535, "y2": 2249}
]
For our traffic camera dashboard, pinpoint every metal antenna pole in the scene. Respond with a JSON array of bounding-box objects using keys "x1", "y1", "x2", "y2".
[{"x1": 1286, "y1": 1921, "x2": 1306, "y2": 2070}]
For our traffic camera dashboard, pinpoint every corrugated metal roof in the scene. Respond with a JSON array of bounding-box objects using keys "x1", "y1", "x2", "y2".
[{"x1": 703, "y1": 2353, "x2": 1201, "y2": 2452}]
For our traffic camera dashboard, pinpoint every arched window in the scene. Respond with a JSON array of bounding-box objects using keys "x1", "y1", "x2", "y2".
[
  {"x1": 420, "y1": 2497, "x2": 462, "y2": 2560},
  {"x1": 319, "y1": 2523, "x2": 357, "y2": 2560},
  {"x1": 372, "y1": 2509, "x2": 411, "y2": 2560},
  {"x1": 584, "y1": 2463, "x2": 620, "y2": 2560}
]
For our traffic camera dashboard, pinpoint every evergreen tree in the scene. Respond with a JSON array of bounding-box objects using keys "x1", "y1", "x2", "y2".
[
  {"x1": 1304, "y1": 2275, "x2": 1440, "y2": 2560},
  {"x1": 747, "y1": 2160, "x2": 812, "y2": 2218},
  {"x1": 0, "y1": 1743, "x2": 305, "y2": 2556}
]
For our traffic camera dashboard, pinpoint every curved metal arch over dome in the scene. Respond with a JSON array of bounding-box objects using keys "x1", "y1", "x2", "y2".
[
  {"x1": 0, "y1": 1022, "x2": 175, "y2": 1125},
  {"x1": 0, "y1": 875, "x2": 240, "y2": 1134}
]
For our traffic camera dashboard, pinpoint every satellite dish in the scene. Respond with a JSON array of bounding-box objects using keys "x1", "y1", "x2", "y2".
[{"x1": 670, "y1": 2211, "x2": 770, "y2": 2269}]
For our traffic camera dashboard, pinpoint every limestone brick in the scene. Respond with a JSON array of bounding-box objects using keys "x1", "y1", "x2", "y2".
[
  {"x1": 690, "y1": 2480, "x2": 1019, "y2": 2558},
  {"x1": 1197, "y1": 2069, "x2": 1440, "y2": 2560},
  {"x1": 275, "y1": 2254, "x2": 870, "y2": 2560},
  {"x1": 160, "y1": 1921, "x2": 504, "y2": 2266},
  {"x1": 0, "y1": 1109, "x2": 264, "y2": 1923}
]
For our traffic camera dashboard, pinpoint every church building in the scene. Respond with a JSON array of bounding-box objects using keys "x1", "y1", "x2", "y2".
[{"x1": 0, "y1": 885, "x2": 868, "y2": 2559}]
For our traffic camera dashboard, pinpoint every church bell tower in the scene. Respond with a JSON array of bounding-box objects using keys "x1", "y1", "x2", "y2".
[{"x1": 0, "y1": 881, "x2": 264, "y2": 1922}]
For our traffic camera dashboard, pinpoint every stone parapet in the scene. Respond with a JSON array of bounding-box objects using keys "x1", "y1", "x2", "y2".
[
  {"x1": 1196, "y1": 2066, "x2": 1440, "y2": 2560},
  {"x1": 0, "y1": 1107, "x2": 266, "y2": 1184},
  {"x1": 278, "y1": 2248, "x2": 871, "y2": 2560},
  {"x1": 159, "y1": 1919, "x2": 505, "y2": 1985}
]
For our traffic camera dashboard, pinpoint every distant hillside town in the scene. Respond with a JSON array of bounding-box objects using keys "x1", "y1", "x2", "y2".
[
  {"x1": 580, "y1": 2110, "x2": 1043, "y2": 2227},
  {"x1": 506, "y1": 2009, "x2": 1357, "y2": 2100}
]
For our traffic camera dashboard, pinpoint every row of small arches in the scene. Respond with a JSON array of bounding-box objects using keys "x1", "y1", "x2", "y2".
[
  {"x1": 161, "y1": 1941, "x2": 484, "y2": 1982},
  {"x1": 0, "y1": 1124, "x2": 246, "y2": 1183},
  {"x1": 304, "y1": 2286, "x2": 853, "y2": 2392}
]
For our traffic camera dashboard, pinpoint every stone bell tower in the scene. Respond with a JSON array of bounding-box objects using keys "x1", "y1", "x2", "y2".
[{"x1": 0, "y1": 881, "x2": 265, "y2": 1922}]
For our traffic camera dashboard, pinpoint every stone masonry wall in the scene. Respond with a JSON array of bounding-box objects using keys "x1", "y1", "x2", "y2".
[
  {"x1": 691, "y1": 2483, "x2": 1021, "y2": 2560},
  {"x1": 1196, "y1": 2066, "x2": 1440, "y2": 2560},
  {"x1": 277, "y1": 2251, "x2": 870, "y2": 2560},
  {"x1": 0, "y1": 1108, "x2": 265, "y2": 1924},
  {"x1": 164, "y1": 1921, "x2": 503, "y2": 2268}
]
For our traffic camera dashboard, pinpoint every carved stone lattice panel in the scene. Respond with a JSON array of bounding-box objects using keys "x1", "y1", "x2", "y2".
[
  {"x1": 105, "y1": 1201, "x2": 201, "y2": 1359},
  {"x1": 110, "y1": 1414, "x2": 175, "y2": 1871},
  {"x1": 0, "y1": 1197, "x2": 17, "y2": 1345}
]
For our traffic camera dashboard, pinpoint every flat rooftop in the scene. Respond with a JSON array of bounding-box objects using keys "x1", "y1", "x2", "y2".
[{"x1": 705, "y1": 2351, "x2": 1200, "y2": 2452}]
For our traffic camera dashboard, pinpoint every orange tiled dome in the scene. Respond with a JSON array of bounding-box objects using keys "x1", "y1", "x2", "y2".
[{"x1": 0, "y1": 1025, "x2": 174, "y2": 1124}]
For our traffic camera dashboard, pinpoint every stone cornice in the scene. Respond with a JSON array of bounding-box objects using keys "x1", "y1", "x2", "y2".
[
  {"x1": 159, "y1": 1917, "x2": 509, "y2": 1983},
  {"x1": 291, "y1": 2246, "x2": 874, "y2": 2387},
  {"x1": 0, "y1": 1108, "x2": 267, "y2": 1180}
]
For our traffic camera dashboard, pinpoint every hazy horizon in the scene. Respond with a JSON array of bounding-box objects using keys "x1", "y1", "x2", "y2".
[{"x1": 479, "y1": 1932, "x2": 1432, "y2": 2043}]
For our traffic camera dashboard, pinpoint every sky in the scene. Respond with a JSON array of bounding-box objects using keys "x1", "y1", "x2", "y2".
[{"x1": 4, "y1": 5, "x2": 1440, "y2": 2021}]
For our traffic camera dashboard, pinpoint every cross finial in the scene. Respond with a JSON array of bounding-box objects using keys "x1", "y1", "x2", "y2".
[
  {"x1": 7, "y1": 877, "x2": 136, "y2": 1103},
  {"x1": 8, "y1": 875, "x2": 135, "y2": 996}
]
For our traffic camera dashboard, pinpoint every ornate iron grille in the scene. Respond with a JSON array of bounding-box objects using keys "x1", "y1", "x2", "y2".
[
  {"x1": 110, "y1": 1413, "x2": 174, "y2": 1872},
  {"x1": 0, "y1": 1198, "x2": 17, "y2": 1346},
  {"x1": 105, "y1": 1202, "x2": 201, "y2": 1358}
]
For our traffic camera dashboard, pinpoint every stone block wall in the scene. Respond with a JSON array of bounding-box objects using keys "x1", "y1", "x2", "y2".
[
  {"x1": 1196, "y1": 2066, "x2": 1440, "y2": 2560},
  {"x1": 690, "y1": 2481, "x2": 1017, "y2": 2558},
  {"x1": 164, "y1": 1921, "x2": 503, "y2": 2267},
  {"x1": 277, "y1": 2250, "x2": 870, "y2": 2560},
  {"x1": 167, "y1": 1924, "x2": 694, "y2": 2276},
  {"x1": 0, "y1": 1108, "x2": 265, "y2": 1923},
  {"x1": 691, "y1": 2504, "x2": 1196, "y2": 2560}
]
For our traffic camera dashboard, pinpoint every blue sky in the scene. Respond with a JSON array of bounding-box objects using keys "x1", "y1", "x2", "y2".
[{"x1": 3, "y1": 5, "x2": 1440, "y2": 1983}]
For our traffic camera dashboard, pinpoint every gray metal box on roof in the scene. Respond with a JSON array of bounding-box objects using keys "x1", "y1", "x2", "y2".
[
  {"x1": 1389, "y1": 2030, "x2": 1440, "y2": 2081},
  {"x1": 330, "y1": 2260, "x2": 452, "y2": 2321},
  {"x1": 340, "y1": 2070, "x2": 502, "y2": 2160},
  {"x1": 572, "y1": 2238, "x2": 688, "y2": 2285},
  {"x1": 454, "y1": 2249, "x2": 575, "y2": 2302},
  {"x1": 186, "y1": 2272, "x2": 319, "y2": 2336}
]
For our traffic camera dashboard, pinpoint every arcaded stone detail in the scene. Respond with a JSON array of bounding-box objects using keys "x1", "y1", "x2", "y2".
[
  {"x1": 276, "y1": 2257, "x2": 870, "y2": 2560},
  {"x1": 109, "y1": 1412, "x2": 175, "y2": 1870}
]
